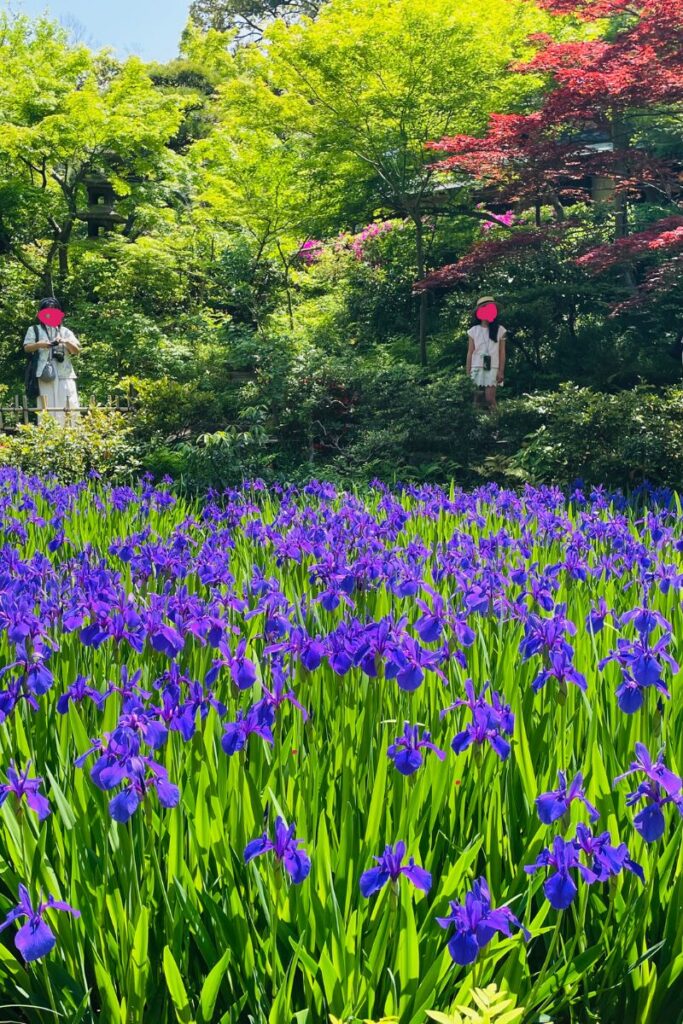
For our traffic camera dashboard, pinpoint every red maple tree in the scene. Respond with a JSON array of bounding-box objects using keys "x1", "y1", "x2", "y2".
[{"x1": 417, "y1": 0, "x2": 683, "y2": 302}]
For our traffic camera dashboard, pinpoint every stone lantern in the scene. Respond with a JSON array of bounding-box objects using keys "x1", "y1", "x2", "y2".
[{"x1": 76, "y1": 174, "x2": 127, "y2": 238}]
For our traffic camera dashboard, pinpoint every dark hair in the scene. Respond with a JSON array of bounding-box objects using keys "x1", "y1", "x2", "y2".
[
  {"x1": 471, "y1": 311, "x2": 501, "y2": 342},
  {"x1": 39, "y1": 297, "x2": 63, "y2": 311}
]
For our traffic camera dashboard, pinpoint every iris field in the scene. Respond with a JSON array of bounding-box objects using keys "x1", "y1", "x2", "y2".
[{"x1": 0, "y1": 469, "x2": 681, "y2": 1023}]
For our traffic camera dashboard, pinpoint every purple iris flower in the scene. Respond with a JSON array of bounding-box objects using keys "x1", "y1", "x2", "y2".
[
  {"x1": 436, "y1": 877, "x2": 529, "y2": 965},
  {"x1": 108, "y1": 757, "x2": 180, "y2": 823},
  {"x1": 614, "y1": 744, "x2": 683, "y2": 842},
  {"x1": 353, "y1": 617, "x2": 406, "y2": 679},
  {"x1": 600, "y1": 618, "x2": 677, "y2": 713},
  {"x1": 620, "y1": 606, "x2": 671, "y2": 637},
  {"x1": 111, "y1": 665, "x2": 150, "y2": 701},
  {"x1": 526, "y1": 828, "x2": 644, "y2": 910},
  {"x1": 414, "y1": 590, "x2": 447, "y2": 643},
  {"x1": 221, "y1": 701, "x2": 275, "y2": 755},
  {"x1": 75, "y1": 726, "x2": 141, "y2": 789},
  {"x1": 0, "y1": 885, "x2": 79, "y2": 962},
  {"x1": 0, "y1": 641, "x2": 54, "y2": 699},
  {"x1": 265, "y1": 628, "x2": 324, "y2": 671},
  {"x1": 261, "y1": 662, "x2": 308, "y2": 721},
  {"x1": 414, "y1": 587, "x2": 476, "y2": 649},
  {"x1": 614, "y1": 743, "x2": 682, "y2": 797},
  {"x1": 56, "y1": 675, "x2": 108, "y2": 714},
  {"x1": 535, "y1": 771, "x2": 599, "y2": 825},
  {"x1": 117, "y1": 704, "x2": 168, "y2": 750},
  {"x1": 387, "y1": 721, "x2": 446, "y2": 776},
  {"x1": 623, "y1": 781, "x2": 683, "y2": 842},
  {"x1": 206, "y1": 639, "x2": 257, "y2": 690},
  {"x1": 171, "y1": 682, "x2": 226, "y2": 741},
  {"x1": 574, "y1": 824, "x2": 644, "y2": 883},
  {"x1": 519, "y1": 606, "x2": 576, "y2": 662},
  {"x1": 385, "y1": 636, "x2": 448, "y2": 692},
  {"x1": 323, "y1": 622, "x2": 355, "y2": 676},
  {"x1": 244, "y1": 816, "x2": 310, "y2": 883},
  {"x1": 443, "y1": 680, "x2": 514, "y2": 761},
  {"x1": 146, "y1": 614, "x2": 184, "y2": 659},
  {"x1": 531, "y1": 650, "x2": 587, "y2": 695},
  {"x1": 0, "y1": 761, "x2": 51, "y2": 820},
  {"x1": 229, "y1": 640, "x2": 258, "y2": 690},
  {"x1": 585, "y1": 598, "x2": 610, "y2": 634},
  {"x1": 360, "y1": 841, "x2": 431, "y2": 898},
  {"x1": 524, "y1": 835, "x2": 582, "y2": 909}
]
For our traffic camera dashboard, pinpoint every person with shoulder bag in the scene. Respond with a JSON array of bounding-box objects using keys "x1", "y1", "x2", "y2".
[
  {"x1": 465, "y1": 294, "x2": 507, "y2": 411},
  {"x1": 23, "y1": 297, "x2": 81, "y2": 425}
]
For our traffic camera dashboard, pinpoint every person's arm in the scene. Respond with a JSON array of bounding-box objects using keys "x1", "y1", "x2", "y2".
[
  {"x1": 465, "y1": 336, "x2": 474, "y2": 375},
  {"x1": 63, "y1": 329, "x2": 80, "y2": 356},
  {"x1": 497, "y1": 336, "x2": 506, "y2": 383},
  {"x1": 23, "y1": 329, "x2": 50, "y2": 352}
]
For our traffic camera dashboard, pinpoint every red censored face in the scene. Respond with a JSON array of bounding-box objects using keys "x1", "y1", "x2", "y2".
[
  {"x1": 476, "y1": 302, "x2": 497, "y2": 322},
  {"x1": 38, "y1": 308, "x2": 65, "y2": 327}
]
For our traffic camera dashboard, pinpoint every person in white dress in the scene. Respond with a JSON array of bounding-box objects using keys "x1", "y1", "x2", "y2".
[
  {"x1": 23, "y1": 298, "x2": 81, "y2": 426},
  {"x1": 465, "y1": 294, "x2": 506, "y2": 411}
]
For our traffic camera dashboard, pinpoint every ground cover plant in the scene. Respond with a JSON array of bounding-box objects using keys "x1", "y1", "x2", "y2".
[{"x1": 0, "y1": 470, "x2": 681, "y2": 1023}]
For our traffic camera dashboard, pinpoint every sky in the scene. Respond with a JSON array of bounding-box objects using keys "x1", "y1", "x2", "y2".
[{"x1": 8, "y1": 0, "x2": 190, "y2": 61}]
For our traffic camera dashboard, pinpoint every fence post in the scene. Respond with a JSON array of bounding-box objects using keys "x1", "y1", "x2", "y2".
[
  {"x1": 21, "y1": 394, "x2": 28, "y2": 425},
  {"x1": 40, "y1": 394, "x2": 48, "y2": 412}
]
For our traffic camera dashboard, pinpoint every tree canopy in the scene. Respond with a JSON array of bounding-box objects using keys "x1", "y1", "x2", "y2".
[{"x1": 0, "y1": 0, "x2": 681, "y2": 486}]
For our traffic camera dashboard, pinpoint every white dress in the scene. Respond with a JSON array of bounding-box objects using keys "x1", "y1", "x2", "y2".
[
  {"x1": 468, "y1": 324, "x2": 506, "y2": 387},
  {"x1": 24, "y1": 324, "x2": 80, "y2": 426}
]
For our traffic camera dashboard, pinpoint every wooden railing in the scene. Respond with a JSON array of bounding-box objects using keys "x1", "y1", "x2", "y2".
[{"x1": 0, "y1": 394, "x2": 134, "y2": 430}]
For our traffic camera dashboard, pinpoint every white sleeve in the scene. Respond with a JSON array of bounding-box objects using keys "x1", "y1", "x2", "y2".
[{"x1": 23, "y1": 327, "x2": 36, "y2": 348}]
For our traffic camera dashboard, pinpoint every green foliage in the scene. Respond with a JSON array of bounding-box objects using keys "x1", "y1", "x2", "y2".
[
  {"x1": 0, "y1": 481, "x2": 681, "y2": 1022},
  {"x1": 427, "y1": 984, "x2": 524, "y2": 1024},
  {"x1": 177, "y1": 408, "x2": 275, "y2": 489},
  {"x1": 502, "y1": 384, "x2": 683, "y2": 489},
  {"x1": 0, "y1": 408, "x2": 138, "y2": 481},
  {"x1": 0, "y1": 3, "x2": 682, "y2": 494}
]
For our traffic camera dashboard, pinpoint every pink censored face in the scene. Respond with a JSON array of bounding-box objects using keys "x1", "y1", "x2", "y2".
[
  {"x1": 476, "y1": 302, "x2": 497, "y2": 322},
  {"x1": 38, "y1": 308, "x2": 65, "y2": 328}
]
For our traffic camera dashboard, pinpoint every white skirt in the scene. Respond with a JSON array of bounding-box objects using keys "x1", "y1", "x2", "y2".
[
  {"x1": 470, "y1": 366, "x2": 498, "y2": 388},
  {"x1": 38, "y1": 377, "x2": 80, "y2": 426}
]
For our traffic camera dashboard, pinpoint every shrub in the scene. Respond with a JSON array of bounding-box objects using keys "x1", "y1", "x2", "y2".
[
  {"x1": 504, "y1": 383, "x2": 683, "y2": 489},
  {"x1": 177, "y1": 408, "x2": 275, "y2": 491},
  {"x1": 334, "y1": 362, "x2": 491, "y2": 482},
  {"x1": 0, "y1": 408, "x2": 139, "y2": 482}
]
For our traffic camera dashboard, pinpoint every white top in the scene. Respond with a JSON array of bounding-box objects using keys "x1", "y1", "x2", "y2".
[
  {"x1": 24, "y1": 324, "x2": 79, "y2": 380},
  {"x1": 467, "y1": 324, "x2": 506, "y2": 370}
]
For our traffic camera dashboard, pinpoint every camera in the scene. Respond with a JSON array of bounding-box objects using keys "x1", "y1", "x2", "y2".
[
  {"x1": 52, "y1": 342, "x2": 65, "y2": 363},
  {"x1": 482, "y1": 354, "x2": 492, "y2": 371}
]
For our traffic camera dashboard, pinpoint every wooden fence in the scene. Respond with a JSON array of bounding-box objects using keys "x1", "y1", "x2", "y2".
[{"x1": 0, "y1": 394, "x2": 134, "y2": 431}]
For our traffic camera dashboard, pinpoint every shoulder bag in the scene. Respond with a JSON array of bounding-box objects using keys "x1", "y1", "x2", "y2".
[
  {"x1": 40, "y1": 328, "x2": 57, "y2": 383},
  {"x1": 24, "y1": 325, "x2": 41, "y2": 398}
]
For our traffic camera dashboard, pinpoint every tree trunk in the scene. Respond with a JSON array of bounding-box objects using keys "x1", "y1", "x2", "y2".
[
  {"x1": 611, "y1": 115, "x2": 629, "y2": 240},
  {"x1": 413, "y1": 215, "x2": 428, "y2": 367},
  {"x1": 276, "y1": 243, "x2": 294, "y2": 330},
  {"x1": 610, "y1": 115, "x2": 636, "y2": 289},
  {"x1": 58, "y1": 219, "x2": 74, "y2": 286}
]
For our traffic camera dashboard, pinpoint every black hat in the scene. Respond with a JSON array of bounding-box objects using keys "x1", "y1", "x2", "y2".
[{"x1": 39, "y1": 297, "x2": 63, "y2": 311}]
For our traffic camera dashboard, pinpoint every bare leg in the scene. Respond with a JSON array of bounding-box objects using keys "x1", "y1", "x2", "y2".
[{"x1": 484, "y1": 386, "x2": 497, "y2": 412}]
